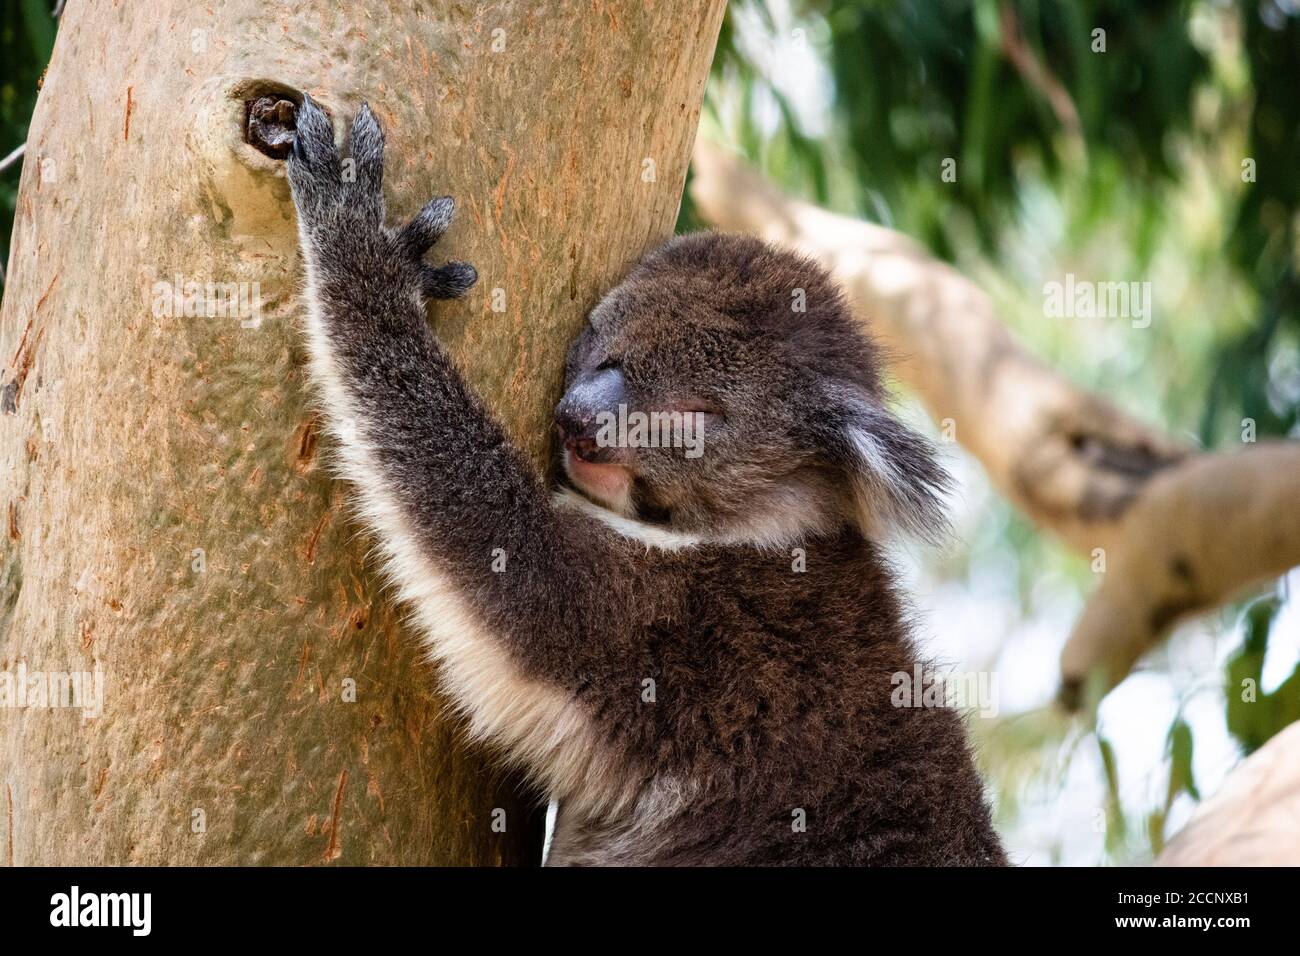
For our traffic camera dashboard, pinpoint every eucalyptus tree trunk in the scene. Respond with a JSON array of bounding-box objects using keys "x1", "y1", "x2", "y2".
[{"x1": 0, "y1": 0, "x2": 724, "y2": 865}]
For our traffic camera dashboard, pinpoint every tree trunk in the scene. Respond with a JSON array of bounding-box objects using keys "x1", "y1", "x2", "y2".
[{"x1": 0, "y1": 0, "x2": 724, "y2": 865}]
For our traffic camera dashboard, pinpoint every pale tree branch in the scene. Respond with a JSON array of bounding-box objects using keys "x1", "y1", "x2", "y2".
[
  {"x1": 1157, "y1": 720, "x2": 1300, "y2": 865},
  {"x1": 689, "y1": 140, "x2": 1300, "y2": 707},
  {"x1": 0, "y1": 144, "x2": 24, "y2": 174}
]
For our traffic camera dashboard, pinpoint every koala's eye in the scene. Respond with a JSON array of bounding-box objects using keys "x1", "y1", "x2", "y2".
[{"x1": 595, "y1": 357, "x2": 621, "y2": 372}]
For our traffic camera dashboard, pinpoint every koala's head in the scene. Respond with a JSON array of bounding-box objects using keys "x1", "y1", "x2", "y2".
[{"x1": 555, "y1": 232, "x2": 948, "y2": 545}]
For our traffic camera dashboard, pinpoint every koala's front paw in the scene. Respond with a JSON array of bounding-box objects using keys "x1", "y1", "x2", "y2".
[{"x1": 286, "y1": 96, "x2": 477, "y2": 301}]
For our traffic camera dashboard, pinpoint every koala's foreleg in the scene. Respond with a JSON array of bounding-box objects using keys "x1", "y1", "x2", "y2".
[{"x1": 285, "y1": 99, "x2": 628, "y2": 802}]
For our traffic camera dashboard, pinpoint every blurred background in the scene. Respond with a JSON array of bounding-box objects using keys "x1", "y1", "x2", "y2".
[
  {"x1": 689, "y1": 0, "x2": 1300, "y2": 866},
  {"x1": 3, "y1": 0, "x2": 1298, "y2": 864}
]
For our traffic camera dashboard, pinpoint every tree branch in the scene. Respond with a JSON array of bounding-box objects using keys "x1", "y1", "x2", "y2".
[
  {"x1": 1157, "y1": 720, "x2": 1300, "y2": 865},
  {"x1": 689, "y1": 141, "x2": 1300, "y2": 705}
]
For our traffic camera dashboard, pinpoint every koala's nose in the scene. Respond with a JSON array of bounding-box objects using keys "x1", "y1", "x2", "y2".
[{"x1": 554, "y1": 366, "x2": 627, "y2": 460}]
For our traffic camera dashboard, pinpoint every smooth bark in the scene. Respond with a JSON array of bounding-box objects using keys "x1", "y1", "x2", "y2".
[{"x1": 0, "y1": 0, "x2": 724, "y2": 865}]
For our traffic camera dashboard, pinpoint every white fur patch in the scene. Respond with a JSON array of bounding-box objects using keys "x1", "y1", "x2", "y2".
[
  {"x1": 554, "y1": 487, "x2": 704, "y2": 551},
  {"x1": 846, "y1": 423, "x2": 909, "y2": 533},
  {"x1": 555, "y1": 482, "x2": 834, "y2": 552},
  {"x1": 547, "y1": 774, "x2": 700, "y2": 866}
]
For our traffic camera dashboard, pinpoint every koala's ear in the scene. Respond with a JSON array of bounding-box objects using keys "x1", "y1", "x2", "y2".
[{"x1": 815, "y1": 386, "x2": 952, "y2": 542}]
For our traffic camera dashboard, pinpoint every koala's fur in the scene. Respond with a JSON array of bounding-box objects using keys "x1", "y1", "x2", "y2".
[{"x1": 286, "y1": 97, "x2": 1006, "y2": 866}]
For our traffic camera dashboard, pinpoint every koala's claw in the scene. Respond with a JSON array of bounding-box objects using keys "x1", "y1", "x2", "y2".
[
  {"x1": 347, "y1": 102, "x2": 385, "y2": 200},
  {"x1": 421, "y1": 261, "x2": 478, "y2": 301},
  {"x1": 399, "y1": 196, "x2": 456, "y2": 258},
  {"x1": 287, "y1": 94, "x2": 338, "y2": 179},
  {"x1": 286, "y1": 97, "x2": 477, "y2": 302}
]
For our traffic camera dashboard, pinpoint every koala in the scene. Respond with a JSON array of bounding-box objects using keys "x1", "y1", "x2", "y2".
[{"x1": 285, "y1": 96, "x2": 1006, "y2": 866}]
